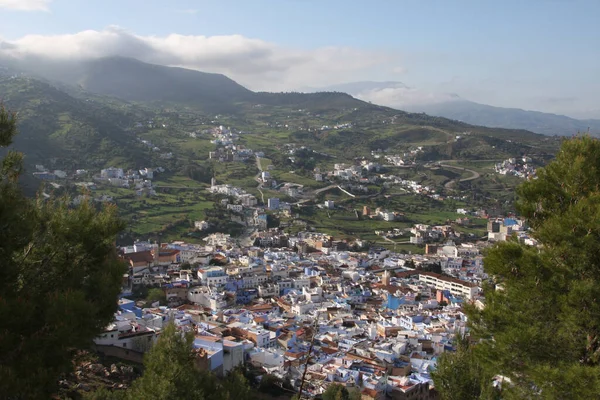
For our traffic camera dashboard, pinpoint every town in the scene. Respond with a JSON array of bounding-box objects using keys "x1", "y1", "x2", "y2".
[{"x1": 93, "y1": 214, "x2": 529, "y2": 399}]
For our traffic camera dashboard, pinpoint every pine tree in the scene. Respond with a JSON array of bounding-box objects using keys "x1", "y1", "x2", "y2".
[
  {"x1": 322, "y1": 384, "x2": 349, "y2": 400},
  {"x1": 431, "y1": 336, "x2": 498, "y2": 400},
  {"x1": 434, "y1": 136, "x2": 600, "y2": 398},
  {"x1": 126, "y1": 323, "x2": 205, "y2": 400},
  {"x1": 0, "y1": 104, "x2": 127, "y2": 398}
]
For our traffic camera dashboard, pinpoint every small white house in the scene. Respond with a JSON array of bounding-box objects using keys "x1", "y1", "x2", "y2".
[{"x1": 194, "y1": 221, "x2": 210, "y2": 231}]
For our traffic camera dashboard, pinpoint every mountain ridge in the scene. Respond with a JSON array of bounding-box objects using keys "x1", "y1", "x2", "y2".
[{"x1": 303, "y1": 81, "x2": 599, "y2": 136}]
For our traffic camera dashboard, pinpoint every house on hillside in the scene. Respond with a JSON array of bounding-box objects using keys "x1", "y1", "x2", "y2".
[{"x1": 123, "y1": 250, "x2": 154, "y2": 274}]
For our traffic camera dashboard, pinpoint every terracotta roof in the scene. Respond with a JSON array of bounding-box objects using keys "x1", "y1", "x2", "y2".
[
  {"x1": 395, "y1": 270, "x2": 420, "y2": 278},
  {"x1": 321, "y1": 346, "x2": 339, "y2": 354},
  {"x1": 124, "y1": 250, "x2": 153, "y2": 264},
  {"x1": 362, "y1": 388, "x2": 380, "y2": 398}
]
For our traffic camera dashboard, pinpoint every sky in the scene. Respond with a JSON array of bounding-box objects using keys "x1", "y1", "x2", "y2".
[{"x1": 0, "y1": 0, "x2": 599, "y2": 118}]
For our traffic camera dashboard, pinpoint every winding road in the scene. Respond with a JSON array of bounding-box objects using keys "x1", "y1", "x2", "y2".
[
  {"x1": 254, "y1": 156, "x2": 266, "y2": 203},
  {"x1": 439, "y1": 162, "x2": 481, "y2": 189}
]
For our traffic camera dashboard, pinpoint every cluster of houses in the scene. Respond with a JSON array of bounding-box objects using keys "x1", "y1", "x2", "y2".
[
  {"x1": 486, "y1": 217, "x2": 535, "y2": 244},
  {"x1": 362, "y1": 206, "x2": 404, "y2": 222},
  {"x1": 494, "y1": 156, "x2": 536, "y2": 178},
  {"x1": 209, "y1": 180, "x2": 259, "y2": 207},
  {"x1": 97, "y1": 217, "x2": 516, "y2": 399},
  {"x1": 327, "y1": 163, "x2": 380, "y2": 183},
  {"x1": 380, "y1": 175, "x2": 434, "y2": 196},
  {"x1": 207, "y1": 125, "x2": 239, "y2": 146},
  {"x1": 32, "y1": 163, "x2": 164, "y2": 197},
  {"x1": 94, "y1": 167, "x2": 164, "y2": 196},
  {"x1": 137, "y1": 137, "x2": 173, "y2": 159}
]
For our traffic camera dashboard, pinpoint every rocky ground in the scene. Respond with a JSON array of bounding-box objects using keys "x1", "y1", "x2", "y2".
[{"x1": 54, "y1": 351, "x2": 142, "y2": 399}]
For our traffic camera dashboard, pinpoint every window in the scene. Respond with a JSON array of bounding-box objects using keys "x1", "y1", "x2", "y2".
[
  {"x1": 111, "y1": 334, "x2": 114, "y2": 338},
  {"x1": 123, "y1": 343, "x2": 127, "y2": 348}
]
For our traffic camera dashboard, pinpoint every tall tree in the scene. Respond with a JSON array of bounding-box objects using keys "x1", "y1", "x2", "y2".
[
  {"x1": 0, "y1": 104, "x2": 126, "y2": 398},
  {"x1": 434, "y1": 136, "x2": 600, "y2": 399},
  {"x1": 124, "y1": 323, "x2": 254, "y2": 400},
  {"x1": 126, "y1": 324, "x2": 206, "y2": 400},
  {"x1": 322, "y1": 384, "x2": 349, "y2": 400},
  {"x1": 431, "y1": 336, "x2": 498, "y2": 400}
]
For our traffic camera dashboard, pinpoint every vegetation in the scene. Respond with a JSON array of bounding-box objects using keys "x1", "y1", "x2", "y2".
[
  {"x1": 433, "y1": 136, "x2": 600, "y2": 398},
  {"x1": 0, "y1": 104, "x2": 127, "y2": 398},
  {"x1": 145, "y1": 288, "x2": 167, "y2": 307},
  {"x1": 86, "y1": 323, "x2": 255, "y2": 400},
  {"x1": 321, "y1": 383, "x2": 360, "y2": 400},
  {"x1": 1, "y1": 63, "x2": 561, "y2": 242},
  {"x1": 431, "y1": 336, "x2": 498, "y2": 400}
]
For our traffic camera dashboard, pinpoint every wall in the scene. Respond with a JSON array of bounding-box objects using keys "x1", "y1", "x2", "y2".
[{"x1": 93, "y1": 344, "x2": 144, "y2": 364}]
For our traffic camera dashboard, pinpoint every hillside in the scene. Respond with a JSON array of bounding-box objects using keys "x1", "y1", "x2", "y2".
[
  {"x1": 406, "y1": 99, "x2": 600, "y2": 136},
  {"x1": 0, "y1": 64, "x2": 563, "y2": 242},
  {"x1": 76, "y1": 57, "x2": 255, "y2": 106},
  {"x1": 304, "y1": 80, "x2": 600, "y2": 136},
  {"x1": 0, "y1": 76, "x2": 164, "y2": 176},
  {"x1": 0, "y1": 61, "x2": 560, "y2": 176}
]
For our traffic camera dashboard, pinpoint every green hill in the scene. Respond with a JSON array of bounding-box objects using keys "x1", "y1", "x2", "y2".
[{"x1": 0, "y1": 76, "x2": 160, "y2": 175}]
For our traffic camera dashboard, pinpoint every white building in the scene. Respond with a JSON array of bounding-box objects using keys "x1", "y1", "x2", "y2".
[
  {"x1": 268, "y1": 198, "x2": 280, "y2": 210},
  {"x1": 418, "y1": 272, "x2": 479, "y2": 299},
  {"x1": 194, "y1": 221, "x2": 210, "y2": 231},
  {"x1": 101, "y1": 167, "x2": 124, "y2": 179}
]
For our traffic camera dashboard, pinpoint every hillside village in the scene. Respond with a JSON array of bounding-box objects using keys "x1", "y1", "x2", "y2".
[
  {"x1": 90, "y1": 214, "x2": 531, "y2": 398},
  {"x1": 5, "y1": 74, "x2": 557, "y2": 399}
]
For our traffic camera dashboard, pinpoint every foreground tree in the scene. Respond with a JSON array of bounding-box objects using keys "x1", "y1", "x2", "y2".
[
  {"x1": 322, "y1": 383, "x2": 349, "y2": 400},
  {"x1": 115, "y1": 323, "x2": 253, "y2": 400},
  {"x1": 0, "y1": 104, "x2": 126, "y2": 398},
  {"x1": 431, "y1": 336, "x2": 498, "y2": 400},
  {"x1": 434, "y1": 136, "x2": 600, "y2": 398},
  {"x1": 125, "y1": 324, "x2": 206, "y2": 400}
]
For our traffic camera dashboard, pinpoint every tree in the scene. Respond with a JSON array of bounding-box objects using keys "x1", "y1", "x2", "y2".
[
  {"x1": 146, "y1": 288, "x2": 167, "y2": 307},
  {"x1": 258, "y1": 373, "x2": 284, "y2": 396},
  {"x1": 431, "y1": 336, "x2": 498, "y2": 400},
  {"x1": 119, "y1": 323, "x2": 254, "y2": 400},
  {"x1": 322, "y1": 383, "x2": 349, "y2": 400},
  {"x1": 126, "y1": 323, "x2": 205, "y2": 400},
  {"x1": 0, "y1": 104, "x2": 127, "y2": 399},
  {"x1": 435, "y1": 137, "x2": 600, "y2": 399},
  {"x1": 347, "y1": 387, "x2": 362, "y2": 400}
]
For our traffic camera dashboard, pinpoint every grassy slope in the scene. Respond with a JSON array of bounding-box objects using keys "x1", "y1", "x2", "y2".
[{"x1": 3, "y1": 75, "x2": 561, "y2": 243}]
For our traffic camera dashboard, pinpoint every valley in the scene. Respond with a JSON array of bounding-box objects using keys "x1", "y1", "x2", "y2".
[{"x1": 0, "y1": 58, "x2": 561, "y2": 248}]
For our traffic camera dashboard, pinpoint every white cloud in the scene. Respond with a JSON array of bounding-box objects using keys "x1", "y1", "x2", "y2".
[
  {"x1": 0, "y1": 27, "x2": 402, "y2": 91},
  {"x1": 354, "y1": 87, "x2": 460, "y2": 109},
  {"x1": 0, "y1": 0, "x2": 51, "y2": 11}
]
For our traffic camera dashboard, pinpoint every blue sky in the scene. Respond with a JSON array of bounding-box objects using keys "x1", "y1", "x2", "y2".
[{"x1": 1, "y1": 0, "x2": 599, "y2": 117}]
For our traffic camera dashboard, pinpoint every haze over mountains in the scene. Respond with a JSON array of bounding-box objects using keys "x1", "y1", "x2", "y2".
[
  {"x1": 306, "y1": 81, "x2": 600, "y2": 136},
  {"x1": 1, "y1": 53, "x2": 597, "y2": 136}
]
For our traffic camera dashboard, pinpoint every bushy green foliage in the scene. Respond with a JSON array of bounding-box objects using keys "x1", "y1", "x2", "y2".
[
  {"x1": 146, "y1": 288, "x2": 167, "y2": 307},
  {"x1": 125, "y1": 324, "x2": 206, "y2": 400},
  {"x1": 431, "y1": 336, "x2": 498, "y2": 400},
  {"x1": 434, "y1": 136, "x2": 600, "y2": 399},
  {"x1": 89, "y1": 323, "x2": 255, "y2": 400},
  {"x1": 322, "y1": 383, "x2": 350, "y2": 400},
  {"x1": 0, "y1": 104, "x2": 127, "y2": 398}
]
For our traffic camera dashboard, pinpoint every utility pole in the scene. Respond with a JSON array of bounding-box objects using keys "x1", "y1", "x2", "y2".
[{"x1": 297, "y1": 312, "x2": 320, "y2": 399}]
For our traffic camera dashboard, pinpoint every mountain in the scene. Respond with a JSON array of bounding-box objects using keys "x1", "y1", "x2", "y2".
[
  {"x1": 1, "y1": 56, "x2": 254, "y2": 109},
  {"x1": 0, "y1": 59, "x2": 561, "y2": 185},
  {"x1": 0, "y1": 75, "x2": 167, "y2": 182},
  {"x1": 403, "y1": 99, "x2": 600, "y2": 136},
  {"x1": 300, "y1": 81, "x2": 410, "y2": 93},
  {"x1": 1, "y1": 56, "x2": 371, "y2": 112},
  {"x1": 304, "y1": 81, "x2": 600, "y2": 136}
]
